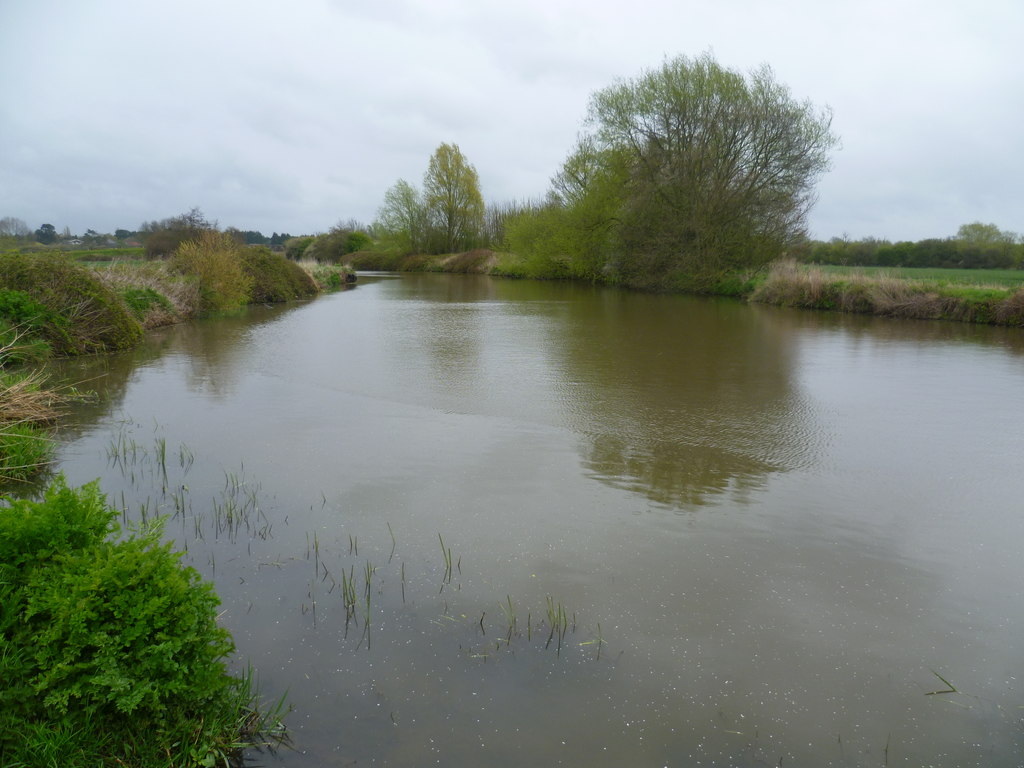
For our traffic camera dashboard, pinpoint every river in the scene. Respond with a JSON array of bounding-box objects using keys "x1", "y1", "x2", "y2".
[{"x1": 46, "y1": 273, "x2": 1024, "y2": 766}]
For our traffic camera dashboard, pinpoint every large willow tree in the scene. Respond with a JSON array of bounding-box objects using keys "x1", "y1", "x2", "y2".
[
  {"x1": 423, "y1": 143, "x2": 485, "y2": 254},
  {"x1": 550, "y1": 53, "x2": 838, "y2": 288}
]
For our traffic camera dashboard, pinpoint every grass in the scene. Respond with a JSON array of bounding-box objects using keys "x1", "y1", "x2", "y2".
[
  {"x1": 240, "y1": 247, "x2": 319, "y2": 302},
  {"x1": 811, "y1": 264, "x2": 1024, "y2": 287},
  {"x1": 750, "y1": 260, "x2": 1024, "y2": 326},
  {"x1": 296, "y1": 259, "x2": 355, "y2": 290},
  {"x1": 0, "y1": 252, "x2": 143, "y2": 354},
  {"x1": 0, "y1": 334, "x2": 78, "y2": 485},
  {"x1": 93, "y1": 260, "x2": 200, "y2": 328}
]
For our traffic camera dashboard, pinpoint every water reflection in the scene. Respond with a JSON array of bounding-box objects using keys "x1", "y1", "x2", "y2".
[
  {"x1": 47, "y1": 302, "x2": 312, "y2": 435},
  {"x1": 36, "y1": 274, "x2": 1024, "y2": 767},
  {"x1": 546, "y1": 289, "x2": 817, "y2": 508}
]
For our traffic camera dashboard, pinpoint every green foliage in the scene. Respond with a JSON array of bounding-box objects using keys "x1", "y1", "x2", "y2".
[
  {"x1": 0, "y1": 476, "x2": 269, "y2": 767},
  {"x1": 509, "y1": 53, "x2": 837, "y2": 289},
  {"x1": 749, "y1": 260, "x2": 1024, "y2": 326},
  {"x1": 806, "y1": 226, "x2": 1024, "y2": 270},
  {"x1": 0, "y1": 252, "x2": 143, "y2": 354},
  {"x1": 346, "y1": 230, "x2": 373, "y2": 253},
  {"x1": 0, "y1": 422, "x2": 53, "y2": 484},
  {"x1": 304, "y1": 227, "x2": 374, "y2": 264},
  {"x1": 423, "y1": 142, "x2": 486, "y2": 254},
  {"x1": 0, "y1": 320, "x2": 51, "y2": 364},
  {"x1": 170, "y1": 231, "x2": 253, "y2": 313},
  {"x1": 284, "y1": 236, "x2": 315, "y2": 260},
  {"x1": 141, "y1": 207, "x2": 215, "y2": 258},
  {"x1": 375, "y1": 144, "x2": 486, "y2": 256},
  {"x1": 239, "y1": 246, "x2": 319, "y2": 302},
  {"x1": 297, "y1": 261, "x2": 354, "y2": 290},
  {"x1": 120, "y1": 287, "x2": 173, "y2": 319},
  {"x1": 376, "y1": 179, "x2": 429, "y2": 255},
  {"x1": 34, "y1": 223, "x2": 57, "y2": 244},
  {"x1": 0, "y1": 290, "x2": 62, "y2": 355},
  {"x1": 347, "y1": 251, "x2": 406, "y2": 271}
]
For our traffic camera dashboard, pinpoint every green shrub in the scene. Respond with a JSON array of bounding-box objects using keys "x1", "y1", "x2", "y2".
[
  {"x1": 347, "y1": 251, "x2": 404, "y2": 270},
  {"x1": 0, "y1": 253, "x2": 143, "y2": 354},
  {"x1": 0, "y1": 477, "x2": 276, "y2": 767},
  {"x1": 284, "y1": 236, "x2": 315, "y2": 260},
  {"x1": 170, "y1": 231, "x2": 253, "y2": 313},
  {"x1": 120, "y1": 287, "x2": 174, "y2": 319},
  {"x1": 240, "y1": 246, "x2": 319, "y2": 302},
  {"x1": 297, "y1": 260, "x2": 352, "y2": 290}
]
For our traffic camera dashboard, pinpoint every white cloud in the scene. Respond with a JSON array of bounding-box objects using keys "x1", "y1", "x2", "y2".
[{"x1": 1, "y1": 0, "x2": 1021, "y2": 240}]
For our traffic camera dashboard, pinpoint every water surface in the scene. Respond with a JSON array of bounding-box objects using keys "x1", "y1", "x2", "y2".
[{"x1": 48, "y1": 274, "x2": 1024, "y2": 766}]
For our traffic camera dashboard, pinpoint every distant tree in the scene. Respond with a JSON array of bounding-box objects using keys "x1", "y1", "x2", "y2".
[
  {"x1": 423, "y1": 143, "x2": 485, "y2": 253},
  {"x1": 955, "y1": 221, "x2": 1017, "y2": 247},
  {"x1": 114, "y1": 229, "x2": 133, "y2": 241},
  {"x1": 376, "y1": 179, "x2": 429, "y2": 254},
  {"x1": 143, "y1": 207, "x2": 215, "y2": 258},
  {"x1": 34, "y1": 223, "x2": 57, "y2": 244},
  {"x1": 0, "y1": 217, "x2": 31, "y2": 239},
  {"x1": 304, "y1": 222, "x2": 374, "y2": 263},
  {"x1": 284, "y1": 236, "x2": 315, "y2": 260}
]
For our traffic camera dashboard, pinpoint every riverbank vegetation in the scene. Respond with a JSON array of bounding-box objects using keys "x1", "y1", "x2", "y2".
[
  {"x1": 750, "y1": 260, "x2": 1024, "y2": 325},
  {"x1": 372, "y1": 53, "x2": 838, "y2": 292},
  {"x1": 0, "y1": 335, "x2": 72, "y2": 484},
  {"x1": 351, "y1": 52, "x2": 1022, "y2": 326},
  {"x1": 0, "y1": 224, "x2": 351, "y2": 485},
  {"x1": 0, "y1": 476, "x2": 285, "y2": 767}
]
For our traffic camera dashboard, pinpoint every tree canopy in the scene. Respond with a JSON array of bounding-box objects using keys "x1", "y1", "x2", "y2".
[
  {"x1": 375, "y1": 143, "x2": 485, "y2": 255},
  {"x1": 423, "y1": 143, "x2": 485, "y2": 253},
  {"x1": 508, "y1": 53, "x2": 839, "y2": 289}
]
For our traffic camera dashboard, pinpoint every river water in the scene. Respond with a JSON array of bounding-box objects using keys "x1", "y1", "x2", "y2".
[{"x1": 46, "y1": 273, "x2": 1024, "y2": 766}]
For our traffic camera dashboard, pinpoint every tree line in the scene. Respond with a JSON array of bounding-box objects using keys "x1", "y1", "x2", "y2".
[
  {"x1": 0, "y1": 212, "x2": 295, "y2": 253},
  {"x1": 800, "y1": 222, "x2": 1023, "y2": 270},
  {"x1": 372, "y1": 53, "x2": 840, "y2": 289}
]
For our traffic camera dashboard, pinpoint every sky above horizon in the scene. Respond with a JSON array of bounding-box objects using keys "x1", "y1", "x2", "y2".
[{"x1": 2, "y1": 0, "x2": 1021, "y2": 242}]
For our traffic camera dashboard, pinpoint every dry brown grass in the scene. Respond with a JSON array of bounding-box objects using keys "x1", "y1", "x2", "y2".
[
  {"x1": 94, "y1": 260, "x2": 201, "y2": 327},
  {"x1": 751, "y1": 260, "x2": 1024, "y2": 325},
  {"x1": 0, "y1": 369, "x2": 64, "y2": 426},
  {"x1": 0, "y1": 335, "x2": 69, "y2": 426},
  {"x1": 440, "y1": 249, "x2": 498, "y2": 273},
  {"x1": 993, "y1": 287, "x2": 1024, "y2": 326}
]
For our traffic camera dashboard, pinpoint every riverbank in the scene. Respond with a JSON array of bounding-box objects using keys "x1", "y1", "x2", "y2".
[
  {"x1": 0, "y1": 248, "x2": 352, "y2": 485},
  {"x1": 347, "y1": 249, "x2": 1024, "y2": 327}
]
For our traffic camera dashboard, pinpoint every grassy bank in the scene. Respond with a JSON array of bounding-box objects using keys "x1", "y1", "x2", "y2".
[
  {"x1": 347, "y1": 248, "x2": 1024, "y2": 327},
  {"x1": 0, "y1": 245, "x2": 352, "y2": 485},
  {"x1": 810, "y1": 264, "x2": 1024, "y2": 288},
  {"x1": 749, "y1": 261, "x2": 1024, "y2": 326}
]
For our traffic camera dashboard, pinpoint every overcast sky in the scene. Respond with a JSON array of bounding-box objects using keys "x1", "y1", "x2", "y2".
[{"x1": 2, "y1": 0, "x2": 1021, "y2": 242}]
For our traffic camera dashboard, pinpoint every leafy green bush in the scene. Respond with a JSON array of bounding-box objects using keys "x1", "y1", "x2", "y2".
[
  {"x1": 347, "y1": 251, "x2": 404, "y2": 271},
  {"x1": 120, "y1": 286, "x2": 174, "y2": 319},
  {"x1": 170, "y1": 231, "x2": 253, "y2": 313},
  {"x1": 284, "y1": 236, "x2": 315, "y2": 260},
  {"x1": 0, "y1": 253, "x2": 143, "y2": 354},
  {"x1": 240, "y1": 246, "x2": 319, "y2": 302},
  {"x1": 0, "y1": 477, "x2": 274, "y2": 767}
]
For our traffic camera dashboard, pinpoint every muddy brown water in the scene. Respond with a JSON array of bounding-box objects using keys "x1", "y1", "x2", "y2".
[{"x1": 45, "y1": 273, "x2": 1024, "y2": 766}]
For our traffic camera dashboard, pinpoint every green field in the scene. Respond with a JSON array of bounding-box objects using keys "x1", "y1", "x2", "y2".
[{"x1": 813, "y1": 265, "x2": 1024, "y2": 287}]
